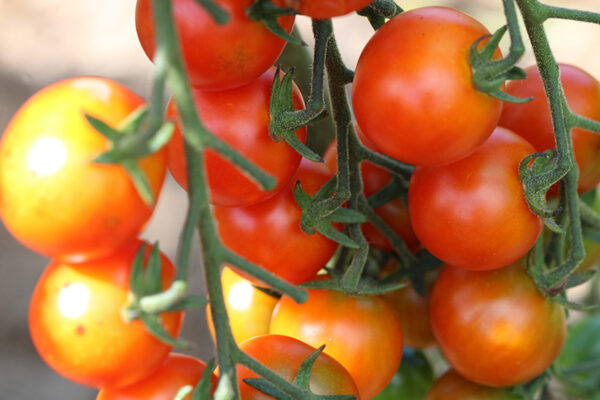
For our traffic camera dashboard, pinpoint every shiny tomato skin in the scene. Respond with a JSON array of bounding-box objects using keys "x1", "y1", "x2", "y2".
[
  {"x1": 96, "y1": 353, "x2": 217, "y2": 399},
  {"x1": 270, "y1": 289, "x2": 403, "y2": 399},
  {"x1": 500, "y1": 64, "x2": 600, "y2": 194},
  {"x1": 429, "y1": 264, "x2": 567, "y2": 387},
  {"x1": 206, "y1": 266, "x2": 278, "y2": 344},
  {"x1": 425, "y1": 370, "x2": 522, "y2": 400},
  {"x1": 29, "y1": 240, "x2": 183, "y2": 389},
  {"x1": 237, "y1": 335, "x2": 360, "y2": 400},
  {"x1": 0, "y1": 77, "x2": 166, "y2": 263},
  {"x1": 409, "y1": 127, "x2": 543, "y2": 271},
  {"x1": 352, "y1": 7, "x2": 503, "y2": 166},
  {"x1": 213, "y1": 159, "x2": 337, "y2": 285},
  {"x1": 281, "y1": 0, "x2": 372, "y2": 19},
  {"x1": 166, "y1": 69, "x2": 307, "y2": 207},
  {"x1": 136, "y1": 0, "x2": 294, "y2": 91}
]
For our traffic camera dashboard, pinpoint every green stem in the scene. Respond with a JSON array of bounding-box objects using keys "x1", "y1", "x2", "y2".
[{"x1": 538, "y1": 3, "x2": 600, "y2": 24}]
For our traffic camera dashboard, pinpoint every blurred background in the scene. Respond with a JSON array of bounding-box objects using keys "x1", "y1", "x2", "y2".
[{"x1": 1, "y1": 0, "x2": 599, "y2": 398}]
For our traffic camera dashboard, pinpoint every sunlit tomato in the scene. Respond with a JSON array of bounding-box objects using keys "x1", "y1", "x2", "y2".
[
  {"x1": 425, "y1": 370, "x2": 522, "y2": 400},
  {"x1": 429, "y1": 264, "x2": 566, "y2": 387},
  {"x1": 213, "y1": 159, "x2": 337, "y2": 285},
  {"x1": 270, "y1": 288, "x2": 403, "y2": 399},
  {"x1": 281, "y1": 0, "x2": 372, "y2": 19},
  {"x1": 29, "y1": 240, "x2": 183, "y2": 389},
  {"x1": 166, "y1": 69, "x2": 306, "y2": 207},
  {"x1": 0, "y1": 77, "x2": 166, "y2": 263},
  {"x1": 136, "y1": 0, "x2": 294, "y2": 91},
  {"x1": 96, "y1": 353, "x2": 217, "y2": 399},
  {"x1": 237, "y1": 335, "x2": 360, "y2": 400},
  {"x1": 206, "y1": 266, "x2": 278, "y2": 344},
  {"x1": 409, "y1": 127, "x2": 542, "y2": 271},
  {"x1": 324, "y1": 133, "x2": 419, "y2": 252},
  {"x1": 352, "y1": 7, "x2": 503, "y2": 166},
  {"x1": 500, "y1": 64, "x2": 600, "y2": 194}
]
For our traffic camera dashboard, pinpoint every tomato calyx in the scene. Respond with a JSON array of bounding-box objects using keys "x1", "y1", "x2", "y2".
[
  {"x1": 246, "y1": 0, "x2": 303, "y2": 45},
  {"x1": 195, "y1": 0, "x2": 230, "y2": 25},
  {"x1": 356, "y1": 0, "x2": 403, "y2": 30}
]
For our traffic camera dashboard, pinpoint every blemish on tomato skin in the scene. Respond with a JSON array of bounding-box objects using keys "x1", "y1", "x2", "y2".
[{"x1": 76, "y1": 324, "x2": 86, "y2": 335}]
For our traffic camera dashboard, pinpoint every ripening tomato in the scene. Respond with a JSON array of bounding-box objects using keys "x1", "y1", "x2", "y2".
[
  {"x1": 206, "y1": 266, "x2": 278, "y2": 344},
  {"x1": 29, "y1": 240, "x2": 183, "y2": 389},
  {"x1": 500, "y1": 64, "x2": 600, "y2": 194},
  {"x1": 0, "y1": 77, "x2": 166, "y2": 263},
  {"x1": 429, "y1": 264, "x2": 566, "y2": 387},
  {"x1": 96, "y1": 353, "x2": 217, "y2": 399},
  {"x1": 136, "y1": 0, "x2": 294, "y2": 91},
  {"x1": 213, "y1": 159, "x2": 338, "y2": 285},
  {"x1": 281, "y1": 0, "x2": 372, "y2": 19},
  {"x1": 425, "y1": 370, "x2": 522, "y2": 400},
  {"x1": 237, "y1": 335, "x2": 360, "y2": 400},
  {"x1": 409, "y1": 127, "x2": 543, "y2": 271},
  {"x1": 352, "y1": 7, "x2": 503, "y2": 166},
  {"x1": 270, "y1": 288, "x2": 403, "y2": 399},
  {"x1": 166, "y1": 69, "x2": 306, "y2": 207}
]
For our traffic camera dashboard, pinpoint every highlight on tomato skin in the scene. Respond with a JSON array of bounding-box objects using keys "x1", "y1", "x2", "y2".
[
  {"x1": 0, "y1": 76, "x2": 167, "y2": 263},
  {"x1": 96, "y1": 353, "x2": 217, "y2": 400},
  {"x1": 28, "y1": 239, "x2": 184, "y2": 389},
  {"x1": 425, "y1": 369, "x2": 523, "y2": 400},
  {"x1": 166, "y1": 68, "x2": 307, "y2": 207}
]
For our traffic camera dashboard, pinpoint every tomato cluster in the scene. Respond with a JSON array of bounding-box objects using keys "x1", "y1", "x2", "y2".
[{"x1": 2, "y1": 1, "x2": 599, "y2": 399}]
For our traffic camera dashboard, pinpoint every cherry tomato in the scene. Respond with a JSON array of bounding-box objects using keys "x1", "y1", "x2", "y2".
[
  {"x1": 237, "y1": 335, "x2": 360, "y2": 399},
  {"x1": 500, "y1": 64, "x2": 600, "y2": 194},
  {"x1": 425, "y1": 370, "x2": 522, "y2": 400},
  {"x1": 409, "y1": 127, "x2": 543, "y2": 271},
  {"x1": 352, "y1": 7, "x2": 503, "y2": 166},
  {"x1": 96, "y1": 353, "x2": 217, "y2": 399},
  {"x1": 136, "y1": 0, "x2": 294, "y2": 91},
  {"x1": 206, "y1": 266, "x2": 278, "y2": 344},
  {"x1": 29, "y1": 240, "x2": 183, "y2": 388},
  {"x1": 281, "y1": 0, "x2": 372, "y2": 19},
  {"x1": 270, "y1": 288, "x2": 403, "y2": 399},
  {"x1": 213, "y1": 159, "x2": 338, "y2": 285},
  {"x1": 0, "y1": 77, "x2": 166, "y2": 263},
  {"x1": 429, "y1": 263, "x2": 566, "y2": 387},
  {"x1": 166, "y1": 69, "x2": 307, "y2": 207},
  {"x1": 324, "y1": 133, "x2": 419, "y2": 252}
]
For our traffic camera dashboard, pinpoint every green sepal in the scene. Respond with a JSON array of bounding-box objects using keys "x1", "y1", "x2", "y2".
[
  {"x1": 145, "y1": 243, "x2": 163, "y2": 294},
  {"x1": 247, "y1": 0, "x2": 303, "y2": 45},
  {"x1": 243, "y1": 378, "x2": 293, "y2": 400},
  {"x1": 552, "y1": 293, "x2": 598, "y2": 312},
  {"x1": 252, "y1": 285, "x2": 282, "y2": 300},
  {"x1": 129, "y1": 244, "x2": 148, "y2": 299},
  {"x1": 123, "y1": 160, "x2": 155, "y2": 205},
  {"x1": 85, "y1": 114, "x2": 121, "y2": 141},
  {"x1": 293, "y1": 345, "x2": 325, "y2": 389},
  {"x1": 194, "y1": 0, "x2": 230, "y2": 24},
  {"x1": 192, "y1": 358, "x2": 216, "y2": 400},
  {"x1": 163, "y1": 295, "x2": 209, "y2": 312},
  {"x1": 141, "y1": 314, "x2": 190, "y2": 348},
  {"x1": 328, "y1": 208, "x2": 366, "y2": 224},
  {"x1": 566, "y1": 270, "x2": 596, "y2": 289}
]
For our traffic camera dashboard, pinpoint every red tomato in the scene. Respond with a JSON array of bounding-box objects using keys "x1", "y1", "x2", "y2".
[
  {"x1": 270, "y1": 288, "x2": 403, "y2": 399},
  {"x1": 206, "y1": 266, "x2": 278, "y2": 344},
  {"x1": 96, "y1": 353, "x2": 217, "y2": 399},
  {"x1": 425, "y1": 370, "x2": 522, "y2": 400},
  {"x1": 500, "y1": 64, "x2": 600, "y2": 194},
  {"x1": 213, "y1": 159, "x2": 338, "y2": 285},
  {"x1": 0, "y1": 77, "x2": 166, "y2": 263},
  {"x1": 429, "y1": 264, "x2": 566, "y2": 387},
  {"x1": 166, "y1": 69, "x2": 307, "y2": 207},
  {"x1": 324, "y1": 133, "x2": 419, "y2": 252},
  {"x1": 409, "y1": 127, "x2": 543, "y2": 271},
  {"x1": 237, "y1": 335, "x2": 360, "y2": 400},
  {"x1": 136, "y1": 0, "x2": 294, "y2": 91},
  {"x1": 352, "y1": 7, "x2": 503, "y2": 166},
  {"x1": 281, "y1": 0, "x2": 372, "y2": 19},
  {"x1": 29, "y1": 240, "x2": 183, "y2": 389}
]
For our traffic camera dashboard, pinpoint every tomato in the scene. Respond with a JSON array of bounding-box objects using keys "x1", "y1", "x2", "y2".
[
  {"x1": 136, "y1": 0, "x2": 294, "y2": 91},
  {"x1": 425, "y1": 370, "x2": 522, "y2": 400},
  {"x1": 213, "y1": 159, "x2": 338, "y2": 285},
  {"x1": 500, "y1": 64, "x2": 600, "y2": 194},
  {"x1": 237, "y1": 334, "x2": 360, "y2": 399},
  {"x1": 429, "y1": 263, "x2": 566, "y2": 387},
  {"x1": 0, "y1": 77, "x2": 166, "y2": 263},
  {"x1": 352, "y1": 6, "x2": 503, "y2": 166},
  {"x1": 96, "y1": 353, "x2": 217, "y2": 399},
  {"x1": 166, "y1": 69, "x2": 306, "y2": 207},
  {"x1": 206, "y1": 266, "x2": 278, "y2": 344},
  {"x1": 409, "y1": 127, "x2": 543, "y2": 271},
  {"x1": 29, "y1": 239, "x2": 183, "y2": 388},
  {"x1": 270, "y1": 288, "x2": 403, "y2": 399},
  {"x1": 323, "y1": 133, "x2": 419, "y2": 252},
  {"x1": 281, "y1": 0, "x2": 372, "y2": 19}
]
